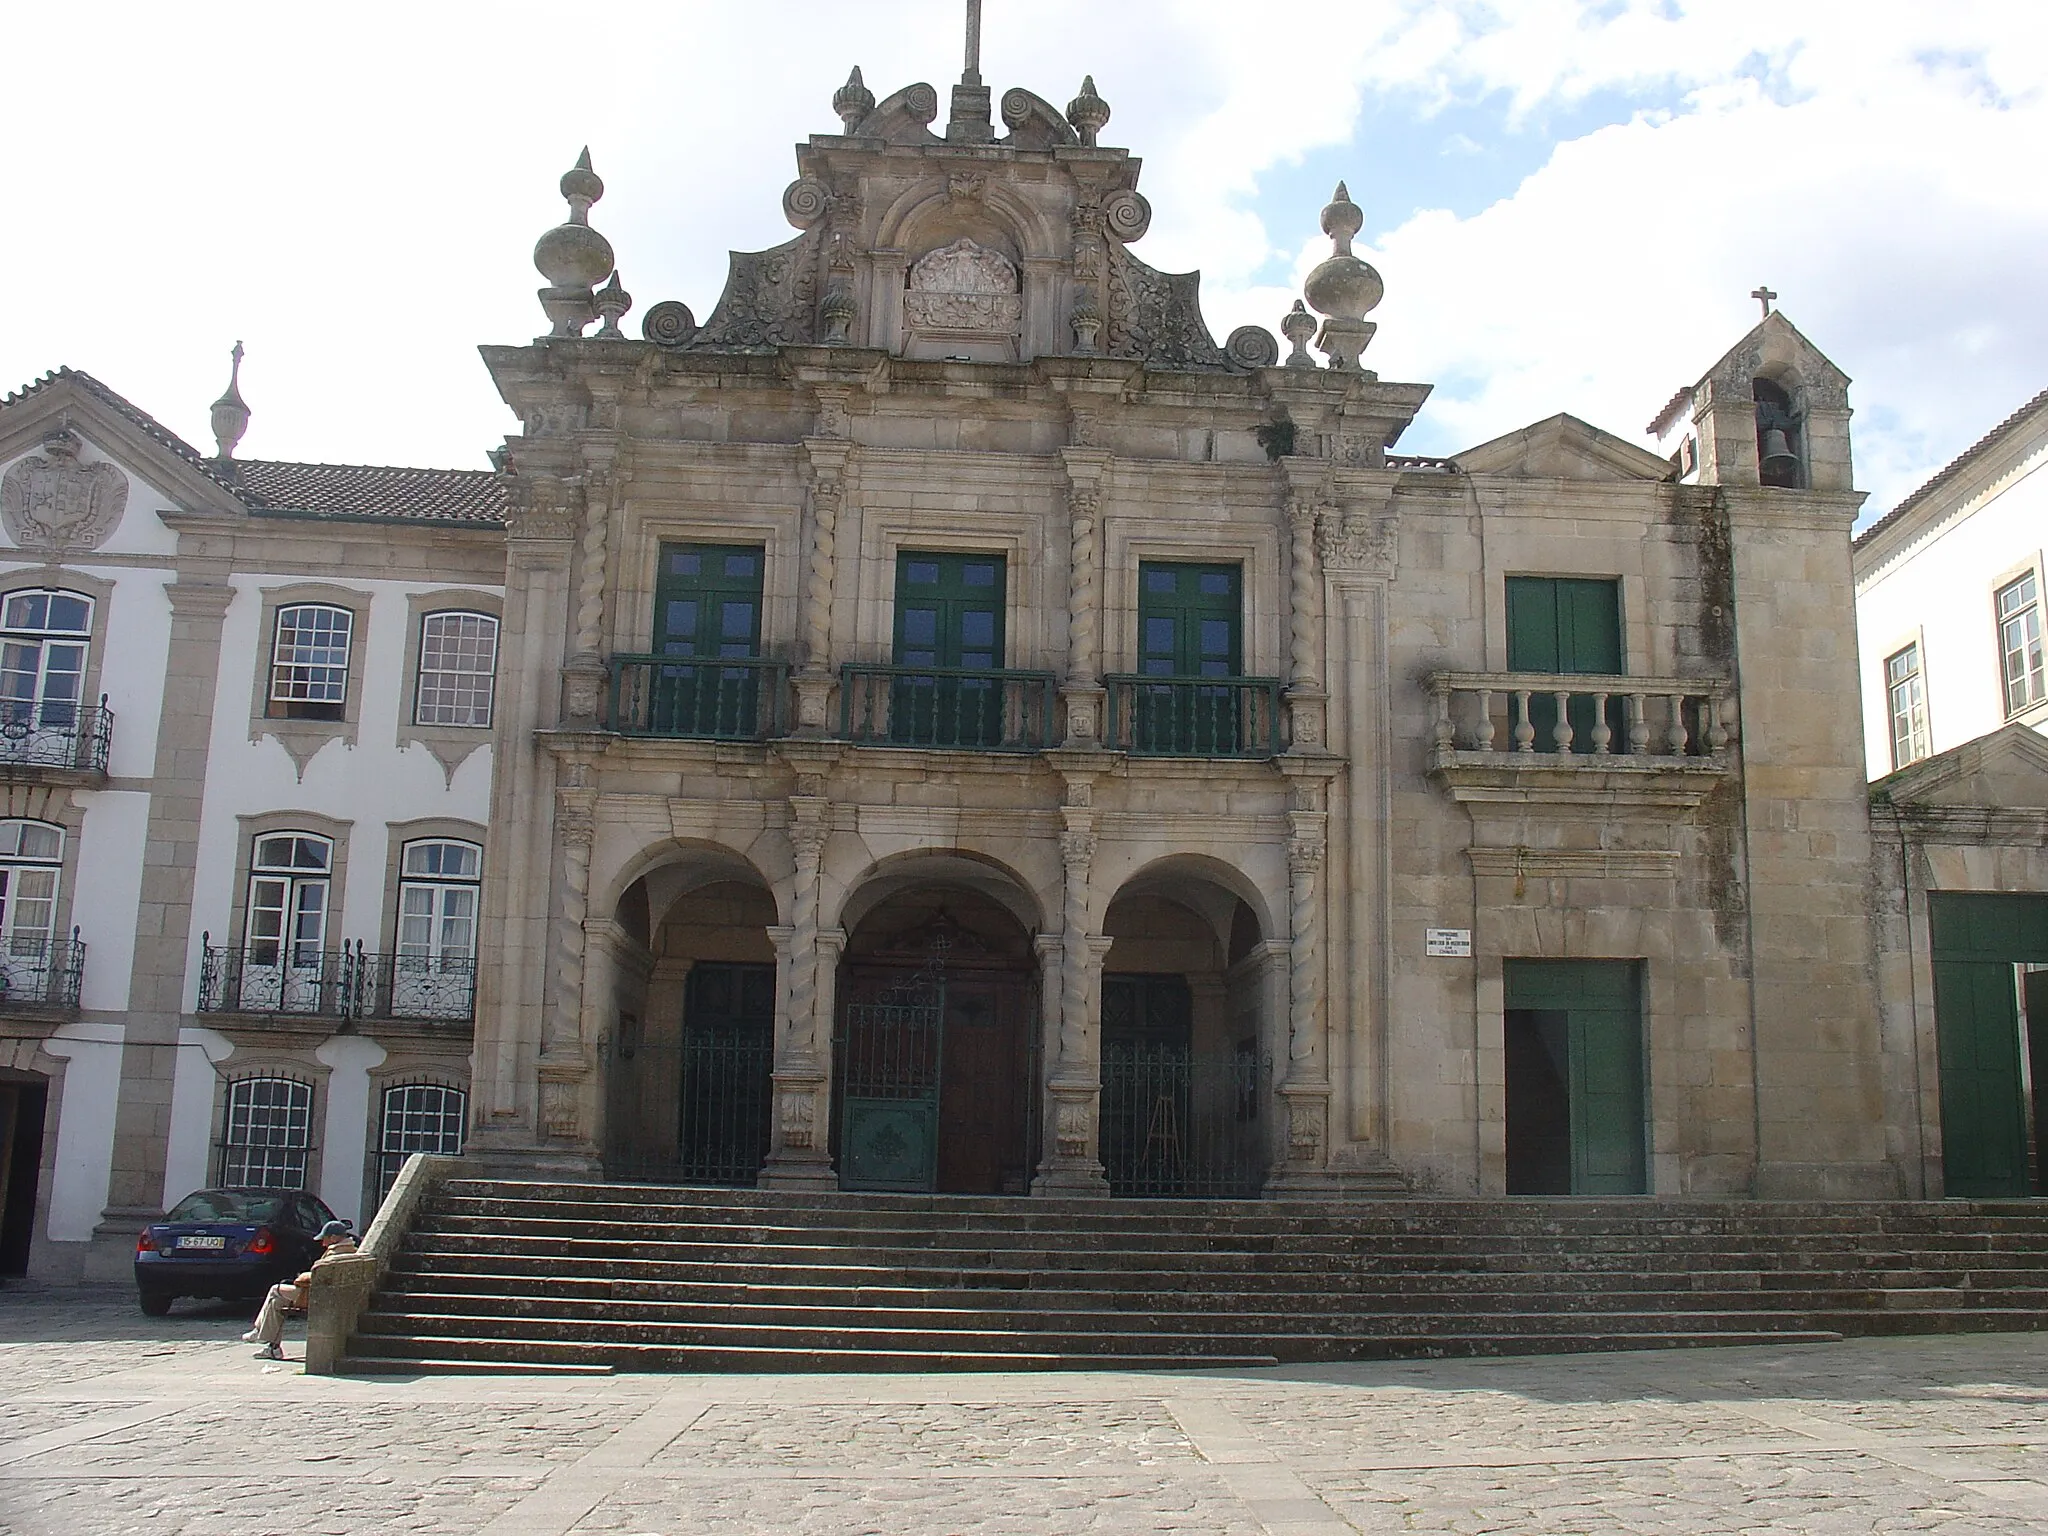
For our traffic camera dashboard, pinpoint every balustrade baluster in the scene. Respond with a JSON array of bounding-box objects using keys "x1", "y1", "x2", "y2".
[
  {"x1": 1431, "y1": 681, "x2": 1454, "y2": 754},
  {"x1": 1665, "y1": 693, "x2": 1690, "y2": 754},
  {"x1": 1513, "y1": 690, "x2": 1535, "y2": 752},
  {"x1": 1590, "y1": 693, "x2": 1612, "y2": 754},
  {"x1": 1476, "y1": 689, "x2": 1496, "y2": 751},
  {"x1": 1706, "y1": 693, "x2": 1729, "y2": 751},
  {"x1": 1552, "y1": 691, "x2": 1573, "y2": 753},
  {"x1": 1629, "y1": 693, "x2": 1650, "y2": 754}
]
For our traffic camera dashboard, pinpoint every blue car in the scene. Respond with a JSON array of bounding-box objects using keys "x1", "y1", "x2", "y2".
[{"x1": 134, "y1": 1188, "x2": 343, "y2": 1316}]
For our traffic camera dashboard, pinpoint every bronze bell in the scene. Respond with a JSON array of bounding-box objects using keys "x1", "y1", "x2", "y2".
[{"x1": 1760, "y1": 427, "x2": 1799, "y2": 485}]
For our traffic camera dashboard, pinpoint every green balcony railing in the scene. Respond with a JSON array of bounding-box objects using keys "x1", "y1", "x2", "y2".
[
  {"x1": 1104, "y1": 674, "x2": 1284, "y2": 758},
  {"x1": 840, "y1": 663, "x2": 1057, "y2": 752},
  {"x1": 609, "y1": 654, "x2": 788, "y2": 741}
]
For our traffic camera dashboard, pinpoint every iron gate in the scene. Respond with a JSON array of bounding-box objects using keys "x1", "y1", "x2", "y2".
[
  {"x1": 834, "y1": 939, "x2": 948, "y2": 1191},
  {"x1": 603, "y1": 963, "x2": 775, "y2": 1186},
  {"x1": 1101, "y1": 1041, "x2": 1268, "y2": 1197}
]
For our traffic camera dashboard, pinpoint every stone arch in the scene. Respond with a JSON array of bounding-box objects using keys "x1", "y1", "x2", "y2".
[
  {"x1": 1094, "y1": 851, "x2": 1278, "y2": 948},
  {"x1": 874, "y1": 180, "x2": 1062, "y2": 265},
  {"x1": 596, "y1": 836, "x2": 786, "y2": 931},
  {"x1": 829, "y1": 846, "x2": 1048, "y2": 941}
]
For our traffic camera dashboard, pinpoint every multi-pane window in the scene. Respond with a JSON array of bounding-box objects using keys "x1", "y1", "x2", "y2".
[
  {"x1": 246, "y1": 834, "x2": 333, "y2": 969},
  {"x1": 396, "y1": 840, "x2": 481, "y2": 965},
  {"x1": 415, "y1": 612, "x2": 498, "y2": 727},
  {"x1": 374, "y1": 1082, "x2": 466, "y2": 1201},
  {"x1": 1886, "y1": 643, "x2": 1930, "y2": 770},
  {"x1": 1997, "y1": 573, "x2": 2045, "y2": 716},
  {"x1": 268, "y1": 604, "x2": 353, "y2": 721},
  {"x1": 0, "y1": 590, "x2": 91, "y2": 729},
  {"x1": 0, "y1": 822, "x2": 62, "y2": 985},
  {"x1": 217, "y1": 1076, "x2": 314, "y2": 1189}
]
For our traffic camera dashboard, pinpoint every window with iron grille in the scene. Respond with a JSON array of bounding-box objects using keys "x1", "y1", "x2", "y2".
[
  {"x1": 1997, "y1": 573, "x2": 2045, "y2": 716},
  {"x1": 268, "y1": 604, "x2": 353, "y2": 721},
  {"x1": 1885, "y1": 643, "x2": 1930, "y2": 769},
  {"x1": 375, "y1": 1082, "x2": 465, "y2": 1200},
  {"x1": 217, "y1": 1075, "x2": 315, "y2": 1189},
  {"x1": 415, "y1": 612, "x2": 498, "y2": 727}
]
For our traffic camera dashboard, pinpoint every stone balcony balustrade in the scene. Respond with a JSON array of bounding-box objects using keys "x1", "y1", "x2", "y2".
[{"x1": 1424, "y1": 670, "x2": 1733, "y2": 814}]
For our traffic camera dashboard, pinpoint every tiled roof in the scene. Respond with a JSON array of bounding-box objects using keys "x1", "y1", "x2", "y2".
[
  {"x1": 1645, "y1": 385, "x2": 1692, "y2": 439},
  {"x1": 3, "y1": 367, "x2": 507, "y2": 526},
  {"x1": 229, "y1": 460, "x2": 507, "y2": 524},
  {"x1": 1855, "y1": 386, "x2": 2048, "y2": 552}
]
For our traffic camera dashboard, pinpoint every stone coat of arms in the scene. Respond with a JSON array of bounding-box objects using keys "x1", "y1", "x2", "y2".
[
  {"x1": 0, "y1": 430, "x2": 128, "y2": 555},
  {"x1": 904, "y1": 238, "x2": 1022, "y2": 336}
]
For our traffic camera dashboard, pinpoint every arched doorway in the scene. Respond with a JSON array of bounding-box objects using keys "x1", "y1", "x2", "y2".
[
  {"x1": 1100, "y1": 865, "x2": 1273, "y2": 1197},
  {"x1": 834, "y1": 876, "x2": 1038, "y2": 1194},
  {"x1": 603, "y1": 853, "x2": 778, "y2": 1187}
]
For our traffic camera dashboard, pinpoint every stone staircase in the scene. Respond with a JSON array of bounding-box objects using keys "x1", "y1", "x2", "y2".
[{"x1": 341, "y1": 1180, "x2": 2048, "y2": 1374}]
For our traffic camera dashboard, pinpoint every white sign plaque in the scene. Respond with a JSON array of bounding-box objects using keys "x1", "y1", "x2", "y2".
[{"x1": 1425, "y1": 928, "x2": 1473, "y2": 958}]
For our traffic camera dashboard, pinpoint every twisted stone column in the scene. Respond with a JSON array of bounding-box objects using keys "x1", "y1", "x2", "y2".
[
  {"x1": 1275, "y1": 805, "x2": 1332, "y2": 1175},
  {"x1": 1060, "y1": 450, "x2": 1110, "y2": 744},
  {"x1": 764, "y1": 797, "x2": 836, "y2": 1186},
  {"x1": 1035, "y1": 806, "x2": 1108, "y2": 1194},
  {"x1": 538, "y1": 756, "x2": 598, "y2": 1148},
  {"x1": 795, "y1": 442, "x2": 851, "y2": 733},
  {"x1": 1286, "y1": 496, "x2": 1328, "y2": 750},
  {"x1": 562, "y1": 472, "x2": 615, "y2": 725}
]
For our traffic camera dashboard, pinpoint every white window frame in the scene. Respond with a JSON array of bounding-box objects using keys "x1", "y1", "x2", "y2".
[
  {"x1": 268, "y1": 603, "x2": 354, "y2": 718},
  {"x1": 1885, "y1": 642, "x2": 1931, "y2": 770},
  {"x1": 246, "y1": 833, "x2": 334, "y2": 971},
  {"x1": 414, "y1": 611, "x2": 499, "y2": 728},
  {"x1": 1996, "y1": 572, "x2": 2046, "y2": 717},
  {"x1": 217, "y1": 1075, "x2": 315, "y2": 1190},
  {"x1": 395, "y1": 839, "x2": 481, "y2": 967},
  {"x1": 0, "y1": 589, "x2": 92, "y2": 730}
]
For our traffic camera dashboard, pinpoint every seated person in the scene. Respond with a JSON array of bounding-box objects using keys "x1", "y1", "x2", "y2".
[{"x1": 244, "y1": 1220, "x2": 357, "y2": 1360}]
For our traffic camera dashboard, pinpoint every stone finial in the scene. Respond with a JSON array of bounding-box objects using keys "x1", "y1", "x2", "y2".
[
  {"x1": 210, "y1": 341, "x2": 250, "y2": 460},
  {"x1": 1066, "y1": 75, "x2": 1111, "y2": 147},
  {"x1": 534, "y1": 148, "x2": 616, "y2": 338},
  {"x1": 1070, "y1": 286, "x2": 1102, "y2": 355},
  {"x1": 594, "y1": 271, "x2": 633, "y2": 338},
  {"x1": 819, "y1": 283, "x2": 858, "y2": 346},
  {"x1": 1303, "y1": 181, "x2": 1383, "y2": 371},
  {"x1": 833, "y1": 66, "x2": 875, "y2": 130},
  {"x1": 1281, "y1": 301, "x2": 1318, "y2": 369}
]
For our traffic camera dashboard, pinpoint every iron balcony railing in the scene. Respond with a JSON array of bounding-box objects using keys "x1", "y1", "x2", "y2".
[
  {"x1": 840, "y1": 663, "x2": 1057, "y2": 753},
  {"x1": 1103, "y1": 674, "x2": 1285, "y2": 758},
  {"x1": 0, "y1": 698, "x2": 113, "y2": 775},
  {"x1": 197, "y1": 940, "x2": 476, "y2": 1022},
  {"x1": 1426, "y1": 672, "x2": 1732, "y2": 759},
  {"x1": 0, "y1": 930, "x2": 86, "y2": 1012},
  {"x1": 609, "y1": 655, "x2": 788, "y2": 741}
]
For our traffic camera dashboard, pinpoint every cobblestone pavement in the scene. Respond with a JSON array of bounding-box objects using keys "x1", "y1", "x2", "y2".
[{"x1": 4, "y1": 1285, "x2": 2048, "y2": 1534}]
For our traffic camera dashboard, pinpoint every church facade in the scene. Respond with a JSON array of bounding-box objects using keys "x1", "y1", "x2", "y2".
[
  {"x1": 0, "y1": 47, "x2": 1915, "y2": 1285},
  {"x1": 466, "y1": 58, "x2": 1891, "y2": 1206}
]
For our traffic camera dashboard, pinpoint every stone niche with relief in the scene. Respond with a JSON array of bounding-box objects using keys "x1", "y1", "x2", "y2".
[{"x1": 901, "y1": 237, "x2": 1023, "y2": 362}]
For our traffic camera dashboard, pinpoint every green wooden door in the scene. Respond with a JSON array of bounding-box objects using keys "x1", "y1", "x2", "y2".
[
  {"x1": 892, "y1": 552, "x2": 1006, "y2": 746},
  {"x1": 1506, "y1": 576, "x2": 1623, "y2": 752},
  {"x1": 651, "y1": 544, "x2": 764, "y2": 737},
  {"x1": 1136, "y1": 562, "x2": 1242, "y2": 754},
  {"x1": 1503, "y1": 959, "x2": 1646, "y2": 1194},
  {"x1": 1927, "y1": 893, "x2": 2048, "y2": 1197}
]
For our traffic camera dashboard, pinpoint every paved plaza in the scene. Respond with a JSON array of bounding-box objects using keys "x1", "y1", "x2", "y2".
[{"x1": 3, "y1": 1287, "x2": 2048, "y2": 1534}]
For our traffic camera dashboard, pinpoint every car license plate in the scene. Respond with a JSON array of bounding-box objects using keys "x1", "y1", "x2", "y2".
[{"x1": 175, "y1": 1235, "x2": 226, "y2": 1250}]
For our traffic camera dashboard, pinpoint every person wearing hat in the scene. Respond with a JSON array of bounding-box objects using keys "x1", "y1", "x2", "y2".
[{"x1": 243, "y1": 1219, "x2": 357, "y2": 1361}]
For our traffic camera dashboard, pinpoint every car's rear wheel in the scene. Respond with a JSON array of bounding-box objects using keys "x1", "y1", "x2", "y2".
[{"x1": 137, "y1": 1291, "x2": 174, "y2": 1317}]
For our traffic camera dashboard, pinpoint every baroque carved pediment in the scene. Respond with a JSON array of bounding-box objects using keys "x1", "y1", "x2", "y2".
[{"x1": 689, "y1": 232, "x2": 822, "y2": 351}]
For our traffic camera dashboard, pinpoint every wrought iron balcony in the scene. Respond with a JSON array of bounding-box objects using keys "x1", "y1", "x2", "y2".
[
  {"x1": 840, "y1": 663, "x2": 1057, "y2": 752},
  {"x1": 197, "y1": 940, "x2": 476, "y2": 1023},
  {"x1": 1102, "y1": 674, "x2": 1285, "y2": 758},
  {"x1": 609, "y1": 655, "x2": 787, "y2": 741},
  {"x1": 0, "y1": 699, "x2": 113, "y2": 777},
  {"x1": 0, "y1": 931, "x2": 85, "y2": 1013}
]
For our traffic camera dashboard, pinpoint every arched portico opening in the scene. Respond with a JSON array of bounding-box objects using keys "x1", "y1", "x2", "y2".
[
  {"x1": 1100, "y1": 861, "x2": 1276, "y2": 1197},
  {"x1": 833, "y1": 857, "x2": 1040, "y2": 1195},
  {"x1": 602, "y1": 848, "x2": 779, "y2": 1186}
]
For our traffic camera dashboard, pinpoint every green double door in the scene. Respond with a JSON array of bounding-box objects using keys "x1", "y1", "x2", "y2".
[
  {"x1": 651, "y1": 544, "x2": 764, "y2": 736},
  {"x1": 1134, "y1": 562, "x2": 1242, "y2": 754},
  {"x1": 892, "y1": 552, "x2": 1005, "y2": 747},
  {"x1": 1503, "y1": 959, "x2": 1646, "y2": 1194},
  {"x1": 1928, "y1": 894, "x2": 2048, "y2": 1197},
  {"x1": 1505, "y1": 576, "x2": 1624, "y2": 752}
]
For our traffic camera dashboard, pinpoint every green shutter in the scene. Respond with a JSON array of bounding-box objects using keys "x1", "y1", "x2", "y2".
[
  {"x1": 647, "y1": 544, "x2": 766, "y2": 737},
  {"x1": 1504, "y1": 960, "x2": 1646, "y2": 1195},
  {"x1": 1505, "y1": 577, "x2": 1624, "y2": 751},
  {"x1": 1133, "y1": 563, "x2": 1244, "y2": 754},
  {"x1": 1926, "y1": 893, "x2": 2048, "y2": 1197},
  {"x1": 891, "y1": 552, "x2": 1007, "y2": 746}
]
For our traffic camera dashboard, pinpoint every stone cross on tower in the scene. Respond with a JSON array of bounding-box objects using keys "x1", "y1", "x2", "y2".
[
  {"x1": 964, "y1": 0, "x2": 982, "y2": 85},
  {"x1": 1752, "y1": 285, "x2": 1778, "y2": 318}
]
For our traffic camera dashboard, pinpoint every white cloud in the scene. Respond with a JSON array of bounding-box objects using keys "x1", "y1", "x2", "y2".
[{"x1": 2, "y1": 1, "x2": 2041, "y2": 518}]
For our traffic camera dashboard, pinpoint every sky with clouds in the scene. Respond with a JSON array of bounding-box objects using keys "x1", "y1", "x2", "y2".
[{"x1": 5, "y1": 0, "x2": 2042, "y2": 523}]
